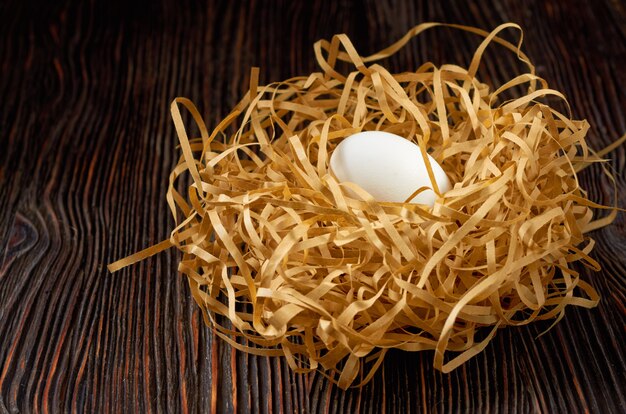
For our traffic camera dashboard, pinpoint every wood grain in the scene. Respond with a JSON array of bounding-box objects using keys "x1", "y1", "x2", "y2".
[{"x1": 1, "y1": 0, "x2": 625, "y2": 412}]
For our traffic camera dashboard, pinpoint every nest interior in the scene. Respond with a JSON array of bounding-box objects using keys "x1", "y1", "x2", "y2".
[{"x1": 109, "y1": 22, "x2": 615, "y2": 389}]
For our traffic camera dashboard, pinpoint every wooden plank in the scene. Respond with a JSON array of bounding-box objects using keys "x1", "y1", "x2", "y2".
[{"x1": 0, "y1": 0, "x2": 624, "y2": 412}]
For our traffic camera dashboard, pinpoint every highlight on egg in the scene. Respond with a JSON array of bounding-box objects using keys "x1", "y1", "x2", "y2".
[{"x1": 329, "y1": 131, "x2": 451, "y2": 206}]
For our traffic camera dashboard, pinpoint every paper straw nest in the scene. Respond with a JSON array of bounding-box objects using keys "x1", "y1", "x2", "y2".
[{"x1": 109, "y1": 23, "x2": 618, "y2": 389}]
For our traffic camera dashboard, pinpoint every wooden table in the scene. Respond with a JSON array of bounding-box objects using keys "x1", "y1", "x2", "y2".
[{"x1": 1, "y1": 0, "x2": 625, "y2": 412}]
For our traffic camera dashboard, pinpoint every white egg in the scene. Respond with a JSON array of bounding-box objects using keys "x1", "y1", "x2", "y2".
[{"x1": 329, "y1": 131, "x2": 451, "y2": 206}]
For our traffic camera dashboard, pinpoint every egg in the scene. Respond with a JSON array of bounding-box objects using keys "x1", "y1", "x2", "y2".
[{"x1": 329, "y1": 131, "x2": 451, "y2": 206}]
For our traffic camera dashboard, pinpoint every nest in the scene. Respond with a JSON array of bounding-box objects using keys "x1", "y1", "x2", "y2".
[{"x1": 109, "y1": 23, "x2": 618, "y2": 389}]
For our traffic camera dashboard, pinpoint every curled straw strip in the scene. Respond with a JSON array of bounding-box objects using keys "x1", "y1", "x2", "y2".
[{"x1": 109, "y1": 23, "x2": 623, "y2": 389}]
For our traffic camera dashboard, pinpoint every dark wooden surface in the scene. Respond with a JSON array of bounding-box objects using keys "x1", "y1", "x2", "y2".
[{"x1": 1, "y1": 0, "x2": 625, "y2": 412}]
